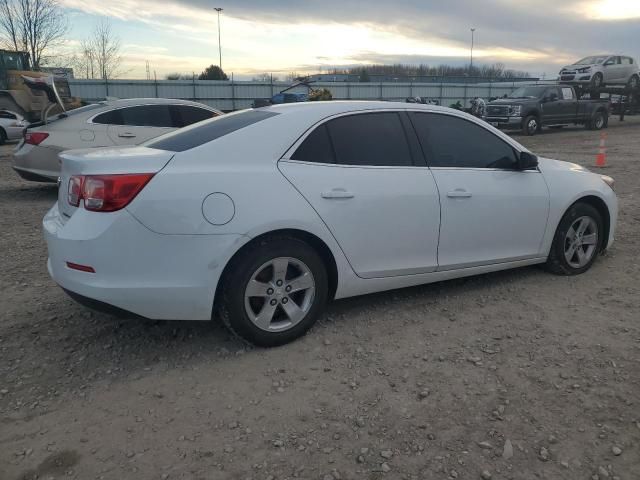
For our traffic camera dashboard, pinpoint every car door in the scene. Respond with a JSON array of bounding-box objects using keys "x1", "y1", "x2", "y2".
[
  {"x1": 408, "y1": 112, "x2": 549, "y2": 270},
  {"x1": 620, "y1": 57, "x2": 634, "y2": 83},
  {"x1": 541, "y1": 87, "x2": 563, "y2": 124},
  {"x1": 105, "y1": 104, "x2": 175, "y2": 145},
  {"x1": 603, "y1": 56, "x2": 623, "y2": 84},
  {"x1": 279, "y1": 111, "x2": 441, "y2": 278},
  {"x1": 558, "y1": 87, "x2": 577, "y2": 123}
]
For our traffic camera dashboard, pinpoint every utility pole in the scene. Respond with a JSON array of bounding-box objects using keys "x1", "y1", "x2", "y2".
[
  {"x1": 215, "y1": 7, "x2": 223, "y2": 70},
  {"x1": 470, "y1": 28, "x2": 476, "y2": 73}
]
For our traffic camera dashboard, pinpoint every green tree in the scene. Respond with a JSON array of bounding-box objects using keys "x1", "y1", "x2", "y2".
[
  {"x1": 198, "y1": 64, "x2": 228, "y2": 80},
  {"x1": 359, "y1": 68, "x2": 370, "y2": 82}
]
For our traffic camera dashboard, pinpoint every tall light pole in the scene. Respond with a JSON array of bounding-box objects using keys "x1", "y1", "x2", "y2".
[
  {"x1": 215, "y1": 7, "x2": 223, "y2": 71},
  {"x1": 470, "y1": 28, "x2": 476, "y2": 73}
]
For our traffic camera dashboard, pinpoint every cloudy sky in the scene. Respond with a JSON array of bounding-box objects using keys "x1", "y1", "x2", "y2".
[{"x1": 57, "y1": 0, "x2": 640, "y2": 79}]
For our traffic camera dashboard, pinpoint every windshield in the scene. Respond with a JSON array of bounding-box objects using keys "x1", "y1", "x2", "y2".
[
  {"x1": 575, "y1": 56, "x2": 608, "y2": 65},
  {"x1": 507, "y1": 86, "x2": 547, "y2": 99}
]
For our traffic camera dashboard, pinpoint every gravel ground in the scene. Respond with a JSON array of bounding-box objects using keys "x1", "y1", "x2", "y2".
[{"x1": 1, "y1": 118, "x2": 639, "y2": 480}]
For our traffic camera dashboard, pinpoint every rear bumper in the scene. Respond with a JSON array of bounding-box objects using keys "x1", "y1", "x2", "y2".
[
  {"x1": 12, "y1": 143, "x2": 61, "y2": 182},
  {"x1": 44, "y1": 202, "x2": 245, "y2": 321}
]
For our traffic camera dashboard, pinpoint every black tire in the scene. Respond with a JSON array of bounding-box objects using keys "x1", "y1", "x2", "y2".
[
  {"x1": 588, "y1": 110, "x2": 606, "y2": 130},
  {"x1": 218, "y1": 236, "x2": 328, "y2": 347},
  {"x1": 628, "y1": 75, "x2": 639, "y2": 89},
  {"x1": 522, "y1": 115, "x2": 539, "y2": 136},
  {"x1": 0, "y1": 128, "x2": 6, "y2": 145},
  {"x1": 545, "y1": 202, "x2": 604, "y2": 276},
  {"x1": 591, "y1": 73, "x2": 603, "y2": 89}
]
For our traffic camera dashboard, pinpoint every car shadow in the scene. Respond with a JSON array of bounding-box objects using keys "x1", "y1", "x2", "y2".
[{"x1": 5, "y1": 264, "x2": 547, "y2": 408}]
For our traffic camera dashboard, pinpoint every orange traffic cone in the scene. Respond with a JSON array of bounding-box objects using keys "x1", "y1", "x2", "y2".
[{"x1": 595, "y1": 132, "x2": 607, "y2": 167}]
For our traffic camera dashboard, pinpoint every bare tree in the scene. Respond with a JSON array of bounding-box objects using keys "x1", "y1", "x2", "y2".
[
  {"x1": 0, "y1": 0, "x2": 68, "y2": 69},
  {"x1": 90, "y1": 19, "x2": 122, "y2": 80}
]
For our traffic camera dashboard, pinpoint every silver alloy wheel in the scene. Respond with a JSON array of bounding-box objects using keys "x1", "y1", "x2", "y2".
[
  {"x1": 244, "y1": 257, "x2": 316, "y2": 332},
  {"x1": 528, "y1": 118, "x2": 538, "y2": 134},
  {"x1": 631, "y1": 76, "x2": 639, "y2": 88},
  {"x1": 564, "y1": 216, "x2": 598, "y2": 268}
]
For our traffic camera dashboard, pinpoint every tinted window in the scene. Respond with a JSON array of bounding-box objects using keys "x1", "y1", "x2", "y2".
[
  {"x1": 0, "y1": 111, "x2": 16, "y2": 119},
  {"x1": 146, "y1": 110, "x2": 278, "y2": 152},
  {"x1": 172, "y1": 105, "x2": 217, "y2": 128},
  {"x1": 409, "y1": 113, "x2": 518, "y2": 169},
  {"x1": 291, "y1": 124, "x2": 334, "y2": 164},
  {"x1": 93, "y1": 109, "x2": 124, "y2": 125},
  {"x1": 326, "y1": 112, "x2": 412, "y2": 167},
  {"x1": 120, "y1": 105, "x2": 173, "y2": 127},
  {"x1": 622, "y1": 57, "x2": 632, "y2": 65},
  {"x1": 546, "y1": 87, "x2": 561, "y2": 100}
]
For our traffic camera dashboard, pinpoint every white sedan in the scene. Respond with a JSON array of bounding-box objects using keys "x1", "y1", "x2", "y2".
[
  {"x1": 43, "y1": 102, "x2": 617, "y2": 346},
  {"x1": 12, "y1": 98, "x2": 221, "y2": 182},
  {"x1": 0, "y1": 110, "x2": 27, "y2": 144}
]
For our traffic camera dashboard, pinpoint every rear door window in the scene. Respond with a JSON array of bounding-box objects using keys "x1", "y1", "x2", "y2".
[
  {"x1": 291, "y1": 124, "x2": 335, "y2": 164},
  {"x1": 120, "y1": 105, "x2": 173, "y2": 128},
  {"x1": 171, "y1": 105, "x2": 218, "y2": 128},
  {"x1": 325, "y1": 112, "x2": 413, "y2": 167},
  {"x1": 92, "y1": 109, "x2": 124, "y2": 125}
]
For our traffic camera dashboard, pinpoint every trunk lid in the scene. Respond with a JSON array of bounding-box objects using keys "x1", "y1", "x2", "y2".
[{"x1": 57, "y1": 146, "x2": 174, "y2": 219}]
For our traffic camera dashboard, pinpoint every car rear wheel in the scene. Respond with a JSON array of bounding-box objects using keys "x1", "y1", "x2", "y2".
[
  {"x1": 0, "y1": 128, "x2": 6, "y2": 145},
  {"x1": 218, "y1": 236, "x2": 328, "y2": 347},
  {"x1": 522, "y1": 115, "x2": 539, "y2": 136},
  {"x1": 629, "y1": 75, "x2": 639, "y2": 89},
  {"x1": 545, "y1": 202, "x2": 603, "y2": 275},
  {"x1": 588, "y1": 111, "x2": 606, "y2": 130},
  {"x1": 591, "y1": 73, "x2": 604, "y2": 89}
]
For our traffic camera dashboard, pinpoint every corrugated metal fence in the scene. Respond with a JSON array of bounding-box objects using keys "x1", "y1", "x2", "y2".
[{"x1": 68, "y1": 79, "x2": 542, "y2": 111}]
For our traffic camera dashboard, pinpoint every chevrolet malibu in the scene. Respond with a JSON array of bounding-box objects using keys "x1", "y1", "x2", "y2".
[{"x1": 43, "y1": 102, "x2": 617, "y2": 346}]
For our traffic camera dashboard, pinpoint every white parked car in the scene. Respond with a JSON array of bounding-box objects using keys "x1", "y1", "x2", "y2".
[
  {"x1": 12, "y1": 98, "x2": 222, "y2": 182},
  {"x1": 0, "y1": 109, "x2": 27, "y2": 144},
  {"x1": 560, "y1": 55, "x2": 640, "y2": 89},
  {"x1": 43, "y1": 102, "x2": 617, "y2": 346}
]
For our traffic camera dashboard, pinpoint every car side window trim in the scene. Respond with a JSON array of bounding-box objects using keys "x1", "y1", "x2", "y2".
[{"x1": 284, "y1": 109, "x2": 425, "y2": 167}]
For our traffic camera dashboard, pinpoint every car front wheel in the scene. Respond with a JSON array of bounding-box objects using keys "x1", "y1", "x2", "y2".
[
  {"x1": 218, "y1": 236, "x2": 328, "y2": 347},
  {"x1": 591, "y1": 73, "x2": 604, "y2": 89},
  {"x1": 545, "y1": 202, "x2": 603, "y2": 275},
  {"x1": 522, "y1": 115, "x2": 539, "y2": 136}
]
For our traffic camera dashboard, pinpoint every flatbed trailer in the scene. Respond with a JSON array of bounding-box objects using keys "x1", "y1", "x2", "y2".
[{"x1": 574, "y1": 84, "x2": 640, "y2": 120}]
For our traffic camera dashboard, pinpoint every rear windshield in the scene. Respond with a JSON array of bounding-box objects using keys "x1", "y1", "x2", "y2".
[
  {"x1": 53, "y1": 102, "x2": 105, "y2": 120},
  {"x1": 146, "y1": 109, "x2": 279, "y2": 152}
]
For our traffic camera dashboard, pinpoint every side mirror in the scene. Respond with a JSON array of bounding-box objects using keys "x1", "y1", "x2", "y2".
[{"x1": 518, "y1": 151, "x2": 539, "y2": 170}]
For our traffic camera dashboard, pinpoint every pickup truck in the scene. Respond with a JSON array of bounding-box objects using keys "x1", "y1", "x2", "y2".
[{"x1": 484, "y1": 85, "x2": 609, "y2": 136}]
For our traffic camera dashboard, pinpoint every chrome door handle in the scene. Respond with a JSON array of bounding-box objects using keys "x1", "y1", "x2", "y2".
[
  {"x1": 321, "y1": 189, "x2": 354, "y2": 199},
  {"x1": 118, "y1": 133, "x2": 136, "y2": 138},
  {"x1": 447, "y1": 189, "x2": 472, "y2": 198}
]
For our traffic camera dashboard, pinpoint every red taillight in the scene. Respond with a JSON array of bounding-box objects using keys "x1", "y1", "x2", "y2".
[
  {"x1": 24, "y1": 131, "x2": 49, "y2": 145},
  {"x1": 67, "y1": 173, "x2": 154, "y2": 212},
  {"x1": 66, "y1": 262, "x2": 95, "y2": 273}
]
